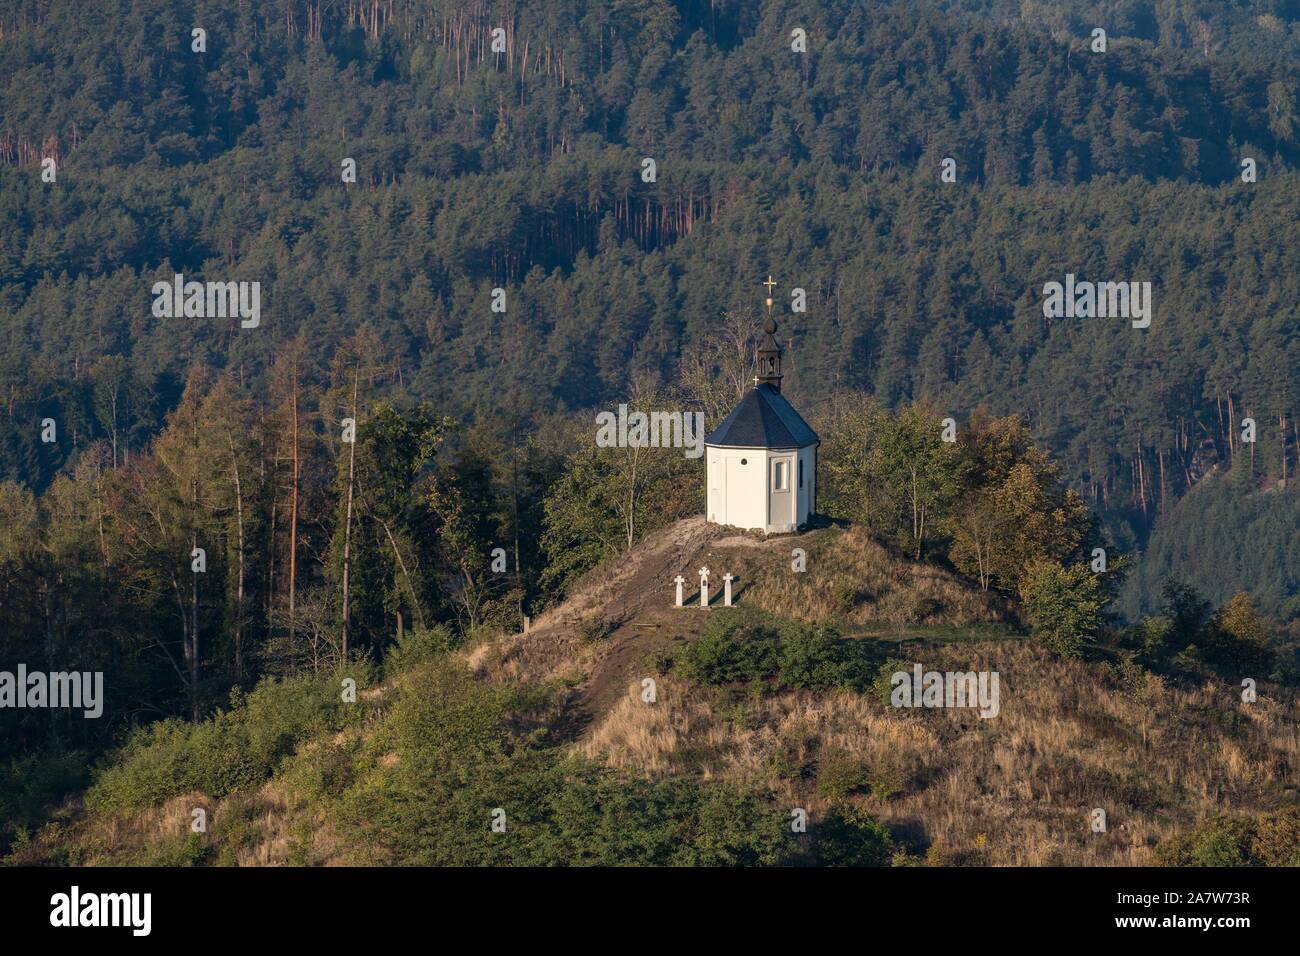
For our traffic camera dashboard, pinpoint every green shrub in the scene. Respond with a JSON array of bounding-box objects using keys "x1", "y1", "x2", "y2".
[
  {"x1": 1019, "y1": 559, "x2": 1103, "y2": 658},
  {"x1": 1155, "y1": 807, "x2": 1300, "y2": 867},
  {"x1": 678, "y1": 611, "x2": 780, "y2": 685},
  {"x1": 142, "y1": 833, "x2": 211, "y2": 867},
  {"x1": 815, "y1": 805, "x2": 895, "y2": 866},
  {"x1": 0, "y1": 750, "x2": 92, "y2": 840},
  {"x1": 679, "y1": 783, "x2": 790, "y2": 866},
  {"x1": 211, "y1": 797, "x2": 259, "y2": 867},
  {"x1": 288, "y1": 738, "x2": 363, "y2": 801},
  {"x1": 817, "y1": 748, "x2": 871, "y2": 798},
  {"x1": 779, "y1": 625, "x2": 866, "y2": 690},
  {"x1": 831, "y1": 577, "x2": 859, "y2": 613},
  {"x1": 1253, "y1": 807, "x2": 1300, "y2": 866},
  {"x1": 681, "y1": 607, "x2": 877, "y2": 691},
  {"x1": 384, "y1": 624, "x2": 457, "y2": 676},
  {"x1": 1155, "y1": 816, "x2": 1256, "y2": 867},
  {"x1": 868, "y1": 762, "x2": 907, "y2": 800},
  {"x1": 325, "y1": 660, "x2": 796, "y2": 866},
  {"x1": 87, "y1": 671, "x2": 369, "y2": 812},
  {"x1": 871, "y1": 657, "x2": 911, "y2": 706}
]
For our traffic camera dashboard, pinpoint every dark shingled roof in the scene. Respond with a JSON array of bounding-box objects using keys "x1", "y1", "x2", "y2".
[{"x1": 705, "y1": 384, "x2": 820, "y2": 448}]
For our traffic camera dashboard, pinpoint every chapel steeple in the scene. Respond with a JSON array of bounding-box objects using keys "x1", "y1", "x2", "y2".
[
  {"x1": 756, "y1": 275, "x2": 783, "y2": 393},
  {"x1": 705, "y1": 276, "x2": 818, "y2": 534}
]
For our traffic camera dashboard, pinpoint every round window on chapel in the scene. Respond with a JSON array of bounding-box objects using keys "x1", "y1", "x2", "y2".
[{"x1": 740, "y1": 458, "x2": 747, "y2": 465}]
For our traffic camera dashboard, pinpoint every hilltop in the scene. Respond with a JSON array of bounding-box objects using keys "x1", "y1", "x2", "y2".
[
  {"x1": 477, "y1": 516, "x2": 1010, "y2": 722},
  {"x1": 10, "y1": 519, "x2": 1297, "y2": 867}
]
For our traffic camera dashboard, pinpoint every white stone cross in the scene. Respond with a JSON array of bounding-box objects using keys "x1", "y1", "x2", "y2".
[
  {"x1": 723, "y1": 572, "x2": 734, "y2": 607},
  {"x1": 674, "y1": 575, "x2": 685, "y2": 608},
  {"x1": 699, "y1": 566, "x2": 710, "y2": 608}
]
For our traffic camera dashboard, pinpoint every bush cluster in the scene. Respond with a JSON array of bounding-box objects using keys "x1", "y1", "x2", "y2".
[
  {"x1": 677, "y1": 607, "x2": 880, "y2": 692},
  {"x1": 86, "y1": 671, "x2": 370, "y2": 812}
]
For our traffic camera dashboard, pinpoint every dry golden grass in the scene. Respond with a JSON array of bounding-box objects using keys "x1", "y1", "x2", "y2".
[
  {"x1": 581, "y1": 642, "x2": 1298, "y2": 865},
  {"x1": 744, "y1": 525, "x2": 1007, "y2": 626},
  {"x1": 20, "y1": 771, "x2": 359, "y2": 868}
]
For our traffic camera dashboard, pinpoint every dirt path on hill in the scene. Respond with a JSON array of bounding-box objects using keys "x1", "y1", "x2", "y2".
[
  {"x1": 562, "y1": 517, "x2": 719, "y2": 731},
  {"x1": 569, "y1": 520, "x2": 807, "y2": 731}
]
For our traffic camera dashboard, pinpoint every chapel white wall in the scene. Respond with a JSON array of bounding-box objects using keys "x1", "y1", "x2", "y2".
[
  {"x1": 708, "y1": 445, "x2": 815, "y2": 533},
  {"x1": 706, "y1": 446, "x2": 769, "y2": 531}
]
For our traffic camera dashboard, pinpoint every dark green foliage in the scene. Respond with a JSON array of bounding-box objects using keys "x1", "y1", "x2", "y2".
[
  {"x1": 1, "y1": 2, "x2": 1298, "y2": 588},
  {"x1": 382, "y1": 625, "x2": 459, "y2": 677},
  {"x1": 1122, "y1": 479, "x2": 1300, "y2": 619},
  {"x1": 871, "y1": 657, "x2": 913, "y2": 707},
  {"x1": 142, "y1": 833, "x2": 212, "y2": 868},
  {"x1": 0, "y1": 750, "x2": 91, "y2": 850},
  {"x1": 1154, "y1": 807, "x2": 1300, "y2": 867},
  {"x1": 85, "y1": 672, "x2": 369, "y2": 812},
  {"x1": 3, "y1": 0, "x2": 1300, "y2": 860},
  {"x1": 331, "y1": 658, "x2": 793, "y2": 865},
  {"x1": 1124, "y1": 581, "x2": 1278, "y2": 680},
  {"x1": 679, "y1": 607, "x2": 878, "y2": 691},
  {"x1": 822, "y1": 405, "x2": 1096, "y2": 593},
  {"x1": 1019, "y1": 559, "x2": 1104, "y2": 658},
  {"x1": 813, "y1": 805, "x2": 896, "y2": 867},
  {"x1": 538, "y1": 438, "x2": 701, "y2": 600},
  {"x1": 816, "y1": 748, "x2": 872, "y2": 799},
  {"x1": 779, "y1": 623, "x2": 876, "y2": 691},
  {"x1": 678, "y1": 611, "x2": 781, "y2": 685}
]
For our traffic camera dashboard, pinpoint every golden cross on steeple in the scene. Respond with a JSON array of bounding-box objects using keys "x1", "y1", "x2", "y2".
[{"x1": 763, "y1": 275, "x2": 776, "y2": 313}]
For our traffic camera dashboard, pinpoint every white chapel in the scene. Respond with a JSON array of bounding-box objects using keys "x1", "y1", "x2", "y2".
[{"x1": 705, "y1": 282, "x2": 819, "y2": 534}]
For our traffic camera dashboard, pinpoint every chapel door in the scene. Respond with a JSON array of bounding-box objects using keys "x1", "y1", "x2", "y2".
[{"x1": 769, "y1": 455, "x2": 794, "y2": 530}]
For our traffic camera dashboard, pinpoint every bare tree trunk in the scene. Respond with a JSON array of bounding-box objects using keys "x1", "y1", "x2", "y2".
[
  {"x1": 169, "y1": 569, "x2": 196, "y2": 721},
  {"x1": 378, "y1": 517, "x2": 426, "y2": 631},
  {"x1": 190, "y1": 531, "x2": 199, "y2": 721},
  {"x1": 626, "y1": 455, "x2": 637, "y2": 550},
  {"x1": 189, "y1": 412, "x2": 200, "y2": 720},
  {"x1": 109, "y1": 388, "x2": 119, "y2": 468},
  {"x1": 93, "y1": 458, "x2": 109, "y2": 569},
  {"x1": 229, "y1": 433, "x2": 246, "y2": 680},
  {"x1": 1136, "y1": 444, "x2": 1148, "y2": 514},
  {"x1": 911, "y1": 468, "x2": 923, "y2": 559},
  {"x1": 1158, "y1": 448, "x2": 1166, "y2": 515},
  {"x1": 511, "y1": 442, "x2": 523, "y2": 628},
  {"x1": 341, "y1": 368, "x2": 359, "y2": 657},
  {"x1": 1227, "y1": 395, "x2": 1236, "y2": 458},
  {"x1": 1249, "y1": 408, "x2": 1255, "y2": 469},
  {"x1": 1281, "y1": 413, "x2": 1288, "y2": 485},
  {"x1": 289, "y1": 355, "x2": 300, "y2": 642},
  {"x1": 268, "y1": 495, "x2": 277, "y2": 620}
]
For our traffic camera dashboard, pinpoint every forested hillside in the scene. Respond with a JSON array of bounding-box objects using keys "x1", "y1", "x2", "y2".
[
  {"x1": 3, "y1": 0, "x2": 1299, "y2": 564},
  {"x1": 2, "y1": 0, "x2": 1299, "y2": 866}
]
